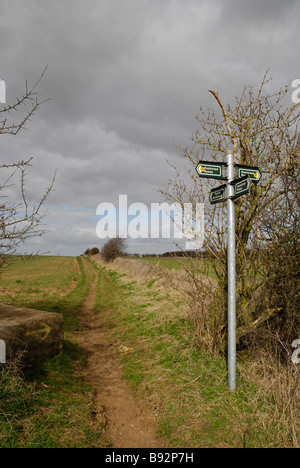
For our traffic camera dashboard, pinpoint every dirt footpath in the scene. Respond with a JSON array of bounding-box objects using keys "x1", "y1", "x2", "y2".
[{"x1": 76, "y1": 260, "x2": 163, "y2": 448}]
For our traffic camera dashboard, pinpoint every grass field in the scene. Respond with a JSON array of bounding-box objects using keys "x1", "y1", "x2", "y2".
[
  {"x1": 0, "y1": 256, "x2": 79, "y2": 303},
  {"x1": 128, "y1": 255, "x2": 219, "y2": 279},
  {"x1": 0, "y1": 255, "x2": 298, "y2": 448},
  {"x1": 0, "y1": 256, "x2": 111, "y2": 448}
]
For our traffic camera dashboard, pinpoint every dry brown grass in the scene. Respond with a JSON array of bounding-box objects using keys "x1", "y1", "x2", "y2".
[
  {"x1": 92, "y1": 255, "x2": 300, "y2": 447},
  {"x1": 92, "y1": 254, "x2": 190, "y2": 323},
  {"x1": 238, "y1": 347, "x2": 300, "y2": 448},
  {"x1": 93, "y1": 254, "x2": 169, "y2": 282}
]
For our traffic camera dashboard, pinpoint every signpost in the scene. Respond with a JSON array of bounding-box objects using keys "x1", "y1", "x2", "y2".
[
  {"x1": 195, "y1": 160, "x2": 227, "y2": 180},
  {"x1": 235, "y1": 164, "x2": 261, "y2": 182},
  {"x1": 230, "y1": 175, "x2": 251, "y2": 199},
  {"x1": 226, "y1": 152, "x2": 236, "y2": 391},
  {"x1": 0, "y1": 81, "x2": 6, "y2": 364},
  {"x1": 0, "y1": 82, "x2": 6, "y2": 363},
  {"x1": 195, "y1": 153, "x2": 261, "y2": 391},
  {"x1": 209, "y1": 183, "x2": 227, "y2": 204}
]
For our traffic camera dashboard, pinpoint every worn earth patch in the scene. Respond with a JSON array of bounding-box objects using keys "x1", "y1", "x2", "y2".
[{"x1": 76, "y1": 259, "x2": 164, "y2": 448}]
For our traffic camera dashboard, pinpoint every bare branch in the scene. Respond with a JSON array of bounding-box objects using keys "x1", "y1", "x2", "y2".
[
  {"x1": 162, "y1": 71, "x2": 300, "y2": 356},
  {"x1": 0, "y1": 66, "x2": 50, "y2": 135},
  {"x1": 0, "y1": 69, "x2": 54, "y2": 272},
  {"x1": 208, "y1": 89, "x2": 238, "y2": 157}
]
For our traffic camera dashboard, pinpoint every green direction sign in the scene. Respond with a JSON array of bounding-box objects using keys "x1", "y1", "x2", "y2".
[
  {"x1": 196, "y1": 160, "x2": 227, "y2": 180},
  {"x1": 209, "y1": 184, "x2": 227, "y2": 204},
  {"x1": 235, "y1": 164, "x2": 261, "y2": 182},
  {"x1": 230, "y1": 175, "x2": 251, "y2": 199}
]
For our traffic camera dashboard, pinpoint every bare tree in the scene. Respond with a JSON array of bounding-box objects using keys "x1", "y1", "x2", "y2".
[
  {"x1": 101, "y1": 237, "x2": 127, "y2": 263},
  {"x1": 0, "y1": 68, "x2": 54, "y2": 270},
  {"x1": 162, "y1": 71, "x2": 300, "y2": 354}
]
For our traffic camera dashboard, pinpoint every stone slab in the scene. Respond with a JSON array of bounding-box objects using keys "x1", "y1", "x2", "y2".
[{"x1": 0, "y1": 304, "x2": 64, "y2": 366}]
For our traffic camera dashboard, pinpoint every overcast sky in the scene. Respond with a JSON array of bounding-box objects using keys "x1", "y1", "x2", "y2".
[{"x1": 1, "y1": 0, "x2": 299, "y2": 256}]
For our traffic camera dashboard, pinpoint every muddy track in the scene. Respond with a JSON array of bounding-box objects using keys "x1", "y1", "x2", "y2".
[{"x1": 76, "y1": 259, "x2": 163, "y2": 448}]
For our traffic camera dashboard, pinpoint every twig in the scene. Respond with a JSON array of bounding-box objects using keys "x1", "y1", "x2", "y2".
[{"x1": 183, "y1": 375, "x2": 202, "y2": 386}]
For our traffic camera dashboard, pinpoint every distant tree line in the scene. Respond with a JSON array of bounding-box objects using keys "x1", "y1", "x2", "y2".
[
  {"x1": 128, "y1": 250, "x2": 210, "y2": 258},
  {"x1": 83, "y1": 238, "x2": 127, "y2": 263},
  {"x1": 83, "y1": 247, "x2": 211, "y2": 259}
]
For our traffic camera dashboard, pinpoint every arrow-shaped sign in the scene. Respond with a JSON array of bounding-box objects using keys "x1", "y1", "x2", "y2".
[
  {"x1": 230, "y1": 175, "x2": 251, "y2": 199},
  {"x1": 209, "y1": 183, "x2": 227, "y2": 204},
  {"x1": 26, "y1": 322, "x2": 51, "y2": 341},
  {"x1": 196, "y1": 160, "x2": 227, "y2": 180},
  {"x1": 235, "y1": 164, "x2": 261, "y2": 182}
]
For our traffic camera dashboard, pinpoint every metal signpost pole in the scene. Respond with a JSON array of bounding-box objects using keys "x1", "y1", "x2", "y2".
[
  {"x1": 226, "y1": 151, "x2": 236, "y2": 391},
  {"x1": 196, "y1": 152, "x2": 260, "y2": 391},
  {"x1": 0, "y1": 81, "x2": 5, "y2": 364}
]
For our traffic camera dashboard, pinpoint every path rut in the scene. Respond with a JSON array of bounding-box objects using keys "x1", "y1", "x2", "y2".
[{"x1": 76, "y1": 259, "x2": 163, "y2": 448}]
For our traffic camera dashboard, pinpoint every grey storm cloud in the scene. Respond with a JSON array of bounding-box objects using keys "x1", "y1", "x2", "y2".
[
  {"x1": 0, "y1": 0, "x2": 299, "y2": 255},
  {"x1": 223, "y1": 0, "x2": 298, "y2": 23}
]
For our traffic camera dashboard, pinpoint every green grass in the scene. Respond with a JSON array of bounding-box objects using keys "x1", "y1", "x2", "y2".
[
  {"x1": 0, "y1": 347, "x2": 105, "y2": 448},
  {"x1": 0, "y1": 256, "x2": 110, "y2": 448},
  {"x1": 1, "y1": 256, "x2": 76, "y2": 290},
  {"x1": 0, "y1": 255, "x2": 295, "y2": 448},
  {"x1": 92, "y1": 263, "x2": 276, "y2": 448},
  {"x1": 129, "y1": 255, "x2": 219, "y2": 279},
  {"x1": 129, "y1": 255, "x2": 196, "y2": 270}
]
